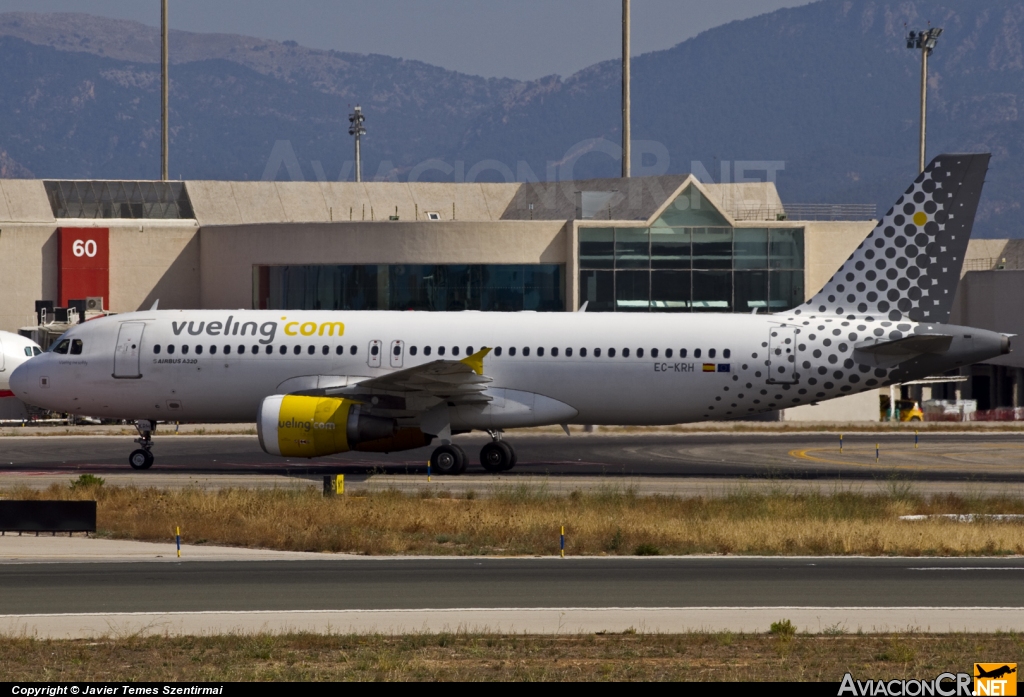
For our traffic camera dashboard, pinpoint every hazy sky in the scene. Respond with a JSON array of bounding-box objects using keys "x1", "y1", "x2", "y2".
[{"x1": 0, "y1": 0, "x2": 815, "y2": 79}]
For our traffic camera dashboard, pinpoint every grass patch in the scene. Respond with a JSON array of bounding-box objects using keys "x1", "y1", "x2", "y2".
[
  {"x1": 0, "y1": 633, "x2": 1020, "y2": 681},
  {"x1": 6, "y1": 484, "x2": 1024, "y2": 556}
]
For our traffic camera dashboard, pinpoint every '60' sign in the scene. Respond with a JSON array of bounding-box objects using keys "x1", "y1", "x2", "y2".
[{"x1": 58, "y1": 227, "x2": 109, "y2": 307}]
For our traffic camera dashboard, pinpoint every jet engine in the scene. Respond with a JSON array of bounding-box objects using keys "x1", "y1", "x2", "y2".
[{"x1": 258, "y1": 395, "x2": 416, "y2": 457}]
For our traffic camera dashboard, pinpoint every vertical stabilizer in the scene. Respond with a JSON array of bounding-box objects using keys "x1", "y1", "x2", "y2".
[{"x1": 797, "y1": 153, "x2": 989, "y2": 323}]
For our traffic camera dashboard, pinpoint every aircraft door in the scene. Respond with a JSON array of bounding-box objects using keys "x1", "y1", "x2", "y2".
[
  {"x1": 390, "y1": 340, "x2": 404, "y2": 368},
  {"x1": 767, "y1": 326, "x2": 798, "y2": 384},
  {"x1": 368, "y1": 340, "x2": 382, "y2": 368},
  {"x1": 113, "y1": 322, "x2": 145, "y2": 379}
]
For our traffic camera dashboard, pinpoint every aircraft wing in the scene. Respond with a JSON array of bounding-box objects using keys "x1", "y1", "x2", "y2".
[{"x1": 324, "y1": 348, "x2": 494, "y2": 405}]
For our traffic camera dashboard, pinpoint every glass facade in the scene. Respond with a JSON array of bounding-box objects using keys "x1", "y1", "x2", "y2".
[
  {"x1": 579, "y1": 187, "x2": 804, "y2": 313},
  {"x1": 44, "y1": 181, "x2": 194, "y2": 219},
  {"x1": 255, "y1": 264, "x2": 565, "y2": 312}
]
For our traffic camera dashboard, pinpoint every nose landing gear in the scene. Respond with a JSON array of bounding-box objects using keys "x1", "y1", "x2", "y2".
[{"x1": 129, "y1": 419, "x2": 155, "y2": 470}]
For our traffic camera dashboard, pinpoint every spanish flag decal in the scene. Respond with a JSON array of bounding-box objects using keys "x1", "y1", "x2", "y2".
[{"x1": 702, "y1": 364, "x2": 715, "y2": 372}]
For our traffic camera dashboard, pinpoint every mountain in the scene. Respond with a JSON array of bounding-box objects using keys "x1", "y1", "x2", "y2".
[{"x1": 0, "y1": 2, "x2": 1021, "y2": 237}]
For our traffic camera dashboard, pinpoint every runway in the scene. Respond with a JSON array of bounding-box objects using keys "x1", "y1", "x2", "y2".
[
  {"x1": 1, "y1": 431, "x2": 1023, "y2": 481},
  {"x1": 2, "y1": 554, "x2": 1023, "y2": 636}
]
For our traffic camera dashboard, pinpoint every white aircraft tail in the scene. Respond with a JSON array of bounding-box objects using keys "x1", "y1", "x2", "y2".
[{"x1": 795, "y1": 153, "x2": 990, "y2": 323}]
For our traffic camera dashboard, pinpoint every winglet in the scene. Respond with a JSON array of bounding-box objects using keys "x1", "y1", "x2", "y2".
[
  {"x1": 460, "y1": 347, "x2": 492, "y2": 375},
  {"x1": 149, "y1": 299, "x2": 160, "y2": 311}
]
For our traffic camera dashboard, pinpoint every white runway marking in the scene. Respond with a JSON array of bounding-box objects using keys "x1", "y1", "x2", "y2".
[{"x1": 3, "y1": 607, "x2": 1023, "y2": 638}]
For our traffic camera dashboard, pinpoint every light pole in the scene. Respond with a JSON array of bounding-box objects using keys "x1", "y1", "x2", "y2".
[
  {"x1": 906, "y1": 27, "x2": 942, "y2": 174},
  {"x1": 621, "y1": 0, "x2": 630, "y2": 178},
  {"x1": 348, "y1": 105, "x2": 366, "y2": 183},
  {"x1": 160, "y1": 0, "x2": 168, "y2": 181}
]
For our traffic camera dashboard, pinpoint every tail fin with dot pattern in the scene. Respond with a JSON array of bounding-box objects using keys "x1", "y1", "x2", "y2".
[{"x1": 795, "y1": 153, "x2": 990, "y2": 324}]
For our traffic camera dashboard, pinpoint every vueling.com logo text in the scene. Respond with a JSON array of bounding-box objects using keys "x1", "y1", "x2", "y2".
[{"x1": 279, "y1": 418, "x2": 336, "y2": 433}]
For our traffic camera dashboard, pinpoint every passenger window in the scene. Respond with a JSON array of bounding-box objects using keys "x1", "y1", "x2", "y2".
[
  {"x1": 168, "y1": 345, "x2": 176, "y2": 355},
  {"x1": 154, "y1": 345, "x2": 162, "y2": 355},
  {"x1": 266, "y1": 346, "x2": 273, "y2": 355},
  {"x1": 565, "y1": 347, "x2": 572, "y2": 357},
  {"x1": 494, "y1": 347, "x2": 502, "y2": 356},
  {"x1": 724, "y1": 349, "x2": 731, "y2": 358},
  {"x1": 523, "y1": 347, "x2": 530, "y2": 357},
  {"x1": 467, "y1": 346, "x2": 474, "y2": 355},
  {"x1": 425, "y1": 346, "x2": 432, "y2": 356},
  {"x1": 350, "y1": 346, "x2": 357, "y2": 355},
  {"x1": 636, "y1": 348, "x2": 644, "y2": 358},
  {"x1": 651, "y1": 348, "x2": 658, "y2": 358},
  {"x1": 293, "y1": 346, "x2": 301, "y2": 355},
  {"x1": 223, "y1": 345, "x2": 230, "y2": 355},
  {"x1": 666, "y1": 349, "x2": 673, "y2": 358},
  {"x1": 238, "y1": 345, "x2": 245, "y2": 355},
  {"x1": 709, "y1": 348, "x2": 717, "y2": 358},
  {"x1": 410, "y1": 346, "x2": 418, "y2": 356},
  {"x1": 183, "y1": 345, "x2": 191, "y2": 355},
  {"x1": 371, "y1": 345, "x2": 379, "y2": 356},
  {"x1": 594, "y1": 348, "x2": 601, "y2": 357},
  {"x1": 307, "y1": 346, "x2": 315, "y2": 355},
  {"x1": 551, "y1": 347, "x2": 559, "y2": 357},
  {"x1": 438, "y1": 346, "x2": 446, "y2": 356},
  {"x1": 453, "y1": 346, "x2": 460, "y2": 356},
  {"x1": 210, "y1": 345, "x2": 218, "y2": 355},
  {"x1": 509, "y1": 347, "x2": 516, "y2": 356},
  {"x1": 622, "y1": 348, "x2": 630, "y2": 358},
  {"x1": 680, "y1": 349, "x2": 687, "y2": 358},
  {"x1": 580, "y1": 348, "x2": 587, "y2": 357},
  {"x1": 694, "y1": 349, "x2": 701, "y2": 358},
  {"x1": 335, "y1": 345, "x2": 343, "y2": 355},
  {"x1": 608, "y1": 348, "x2": 616, "y2": 357},
  {"x1": 394, "y1": 345, "x2": 402, "y2": 356},
  {"x1": 196, "y1": 345, "x2": 204, "y2": 355},
  {"x1": 70, "y1": 339, "x2": 83, "y2": 355},
  {"x1": 280, "y1": 346, "x2": 287, "y2": 355},
  {"x1": 253, "y1": 346, "x2": 260, "y2": 355},
  {"x1": 52, "y1": 340, "x2": 70, "y2": 354},
  {"x1": 537, "y1": 347, "x2": 544, "y2": 357},
  {"x1": 322, "y1": 346, "x2": 328, "y2": 355}
]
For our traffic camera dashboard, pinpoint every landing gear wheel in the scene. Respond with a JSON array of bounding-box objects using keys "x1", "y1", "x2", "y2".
[
  {"x1": 431, "y1": 444, "x2": 467, "y2": 475},
  {"x1": 499, "y1": 441, "x2": 517, "y2": 471},
  {"x1": 128, "y1": 448, "x2": 154, "y2": 470},
  {"x1": 480, "y1": 441, "x2": 512, "y2": 473}
]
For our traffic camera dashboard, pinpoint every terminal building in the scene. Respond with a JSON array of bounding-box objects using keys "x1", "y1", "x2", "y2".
[{"x1": 0, "y1": 175, "x2": 1020, "y2": 420}]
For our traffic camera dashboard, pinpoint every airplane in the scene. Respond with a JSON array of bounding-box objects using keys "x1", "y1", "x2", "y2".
[
  {"x1": 9, "y1": 153, "x2": 1010, "y2": 472},
  {"x1": 975, "y1": 665, "x2": 1016, "y2": 680},
  {"x1": 0, "y1": 330, "x2": 43, "y2": 417}
]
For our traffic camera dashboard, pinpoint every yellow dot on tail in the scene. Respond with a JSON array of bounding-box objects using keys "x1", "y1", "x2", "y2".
[{"x1": 913, "y1": 212, "x2": 927, "y2": 226}]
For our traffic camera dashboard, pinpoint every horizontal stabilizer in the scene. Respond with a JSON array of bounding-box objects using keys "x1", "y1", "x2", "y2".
[{"x1": 854, "y1": 334, "x2": 952, "y2": 356}]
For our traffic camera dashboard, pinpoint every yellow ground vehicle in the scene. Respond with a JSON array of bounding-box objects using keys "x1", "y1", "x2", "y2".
[{"x1": 879, "y1": 396, "x2": 924, "y2": 422}]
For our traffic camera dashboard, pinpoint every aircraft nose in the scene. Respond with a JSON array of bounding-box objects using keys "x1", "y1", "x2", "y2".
[{"x1": 9, "y1": 360, "x2": 40, "y2": 403}]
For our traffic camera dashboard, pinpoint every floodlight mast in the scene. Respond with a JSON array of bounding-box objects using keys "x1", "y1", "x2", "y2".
[
  {"x1": 160, "y1": 0, "x2": 168, "y2": 181},
  {"x1": 348, "y1": 105, "x2": 366, "y2": 183},
  {"x1": 622, "y1": 0, "x2": 630, "y2": 178},
  {"x1": 906, "y1": 27, "x2": 942, "y2": 173}
]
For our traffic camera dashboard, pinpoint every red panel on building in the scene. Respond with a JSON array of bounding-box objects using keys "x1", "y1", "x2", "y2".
[{"x1": 57, "y1": 228, "x2": 109, "y2": 308}]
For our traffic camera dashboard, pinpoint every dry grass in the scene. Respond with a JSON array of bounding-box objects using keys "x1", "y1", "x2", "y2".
[
  {"x1": 8, "y1": 480, "x2": 1024, "y2": 556},
  {"x1": 1, "y1": 632, "x2": 1021, "y2": 681}
]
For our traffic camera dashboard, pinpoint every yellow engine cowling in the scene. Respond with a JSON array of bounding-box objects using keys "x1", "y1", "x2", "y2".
[{"x1": 257, "y1": 394, "x2": 413, "y2": 458}]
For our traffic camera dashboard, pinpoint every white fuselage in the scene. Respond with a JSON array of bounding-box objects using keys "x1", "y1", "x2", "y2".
[
  {"x1": 8, "y1": 309, "x2": 972, "y2": 427},
  {"x1": 0, "y1": 330, "x2": 42, "y2": 394}
]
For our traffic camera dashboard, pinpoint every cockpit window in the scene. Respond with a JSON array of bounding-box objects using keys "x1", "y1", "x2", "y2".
[
  {"x1": 32, "y1": 347, "x2": 41, "y2": 356},
  {"x1": 70, "y1": 339, "x2": 83, "y2": 355},
  {"x1": 23, "y1": 347, "x2": 32, "y2": 357},
  {"x1": 52, "y1": 339, "x2": 70, "y2": 354}
]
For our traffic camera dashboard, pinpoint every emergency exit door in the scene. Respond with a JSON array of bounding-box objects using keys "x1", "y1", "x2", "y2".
[
  {"x1": 113, "y1": 322, "x2": 145, "y2": 379},
  {"x1": 767, "y1": 326, "x2": 798, "y2": 384}
]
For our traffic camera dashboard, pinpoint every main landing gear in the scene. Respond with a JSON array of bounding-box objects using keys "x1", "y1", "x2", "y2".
[
  {"x1": 428, "y1": 431, "x2": 517, "y2": 475},
  {"x1": 128, "y1": 419, "x2": 155, "y2": 470}
]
